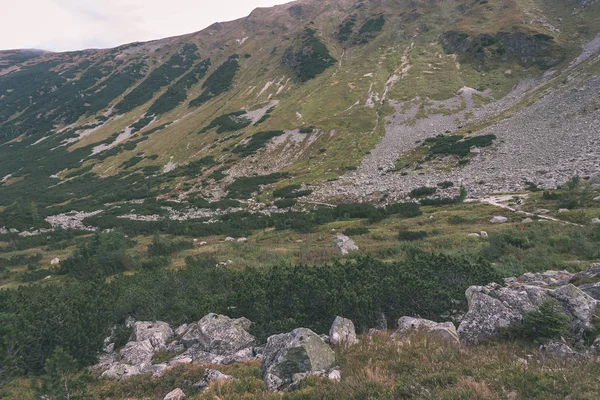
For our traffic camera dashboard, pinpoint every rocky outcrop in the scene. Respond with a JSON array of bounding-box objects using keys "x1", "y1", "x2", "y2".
[
  {"x1": 329, "y1": 316, "x2": 359, "y2": 346},
  {"x1": 394, "y1": 317, "x2": 460, "y2": 346},
  {"x1": 186, "y1": 314, "x2": 255, "y2": 355},
  {"x1": 132, "y1": 321, "x2": 173, "y2": 350},
  {"x1": 333, "y1": 234, "x2": 359, "y2": 255},
  {"x1": 458, "y1": 280, "x2": 597, "y2": 346},
  {"x1": 260, "y1": 328, "x2": 336, "y2": 391},
  {"x1": 540, "y1": 342, "x2": 576, "y2": 357},
  {"x1": 490, "y1": 216, "x2": 508, "y2": 224}
]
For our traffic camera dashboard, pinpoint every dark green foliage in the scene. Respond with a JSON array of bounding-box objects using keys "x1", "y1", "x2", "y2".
[
  {"x1": 227, "y1": 173, "x2": 288, "y2": 199},
  {"x1": 147, "y1": 235, "x2": 194, "y2": 257},
  {"x1": 148, "y1": 59, "x2": 211, "y2": 115},
  {"x1": 166, "y1": 156, "x2": 219, "y2": 177},
  {"x1": 115, "y1": 44, "x2": 199, "y2": 113},
  {"x1": 0, "y1": 253, "x2": 42, "y2": 268},
  {"x1": 424, "y1": 134, "x2": 496, "y2": 157},
  {"x1": 410, "y1": 186, "x2": 438, "y2": 198},
  {"x1": 502, "y1": 300, "x2": 570, "y2": 342},
  {"x1": 274, "y1": 198, "x2": 297, "y2": 208},
  {"x1": 282, "y1": 29, "x2": 336, "y2": 82},
  {"x1": 273, "y1": 185, "x2": 302, "y2": 198},
  {"x1": 399, "y1": 230, "x2": 428, "y2": 241},
  {"x1": 437, "y1": 181, "x2": 455, "y2": 189},
  {"x1": 299, "y1": 126, "x2": 314, "y2": 134},
  {"x1": 36, "y1": 347, "x2": 90, "y2": 400},
  {"x1": 335, "y1": 203, "x2": 386, "y2": 223},
  {"x1": 142, "y1": 122, "x2": 173, "y2": 136},
  {"x1": 111, "y1": 325, "x2": 133, "y2": 350},
  {"x1": 59, "y1": 230, "x2": 134, "y2": 280},
  {"x1": 359, "y1": 15, "x2": 385, "y2": 34},
  {"x1": 189, "y1": 55, "x2": 240, "y2": 107},
  {"x1": 209, "y1": 167, "x2": 228, "y2": 182},
  {"x1": 130, "y1": 115, "x2": 155, "y2": 134},
  {"x1": 121, "y1": 156, "x2": 144, "y2": 169},
  {"x1": 344, "y1": 226, "x2": 370, "y2": 236},
  {"x1": 386, "y1": 202, "x2": 422, "y2": 218},
  {"x1": 337, "y1": 15, "x2": 357, "y2": 42},
  {"x1": 199, "y1": 111, "x2": 251, "y2": 134},
  {"x1": 420, "y1": 187, "x2": 467, "y2": 206},
  {"x1": 232, "y1": 130, "x2": 284, "y2": 157},
  {"x1": 141, "y1": 256, "x2": 172, "y2": 270}
]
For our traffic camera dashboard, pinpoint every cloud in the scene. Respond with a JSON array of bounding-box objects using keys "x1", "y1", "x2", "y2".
[{"x1": 0, "y1": 0, "x2": 293, "y2": 52}]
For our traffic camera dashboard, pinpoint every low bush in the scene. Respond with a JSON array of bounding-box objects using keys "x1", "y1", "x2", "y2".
[
  {"x1": 274, "y1": 198, "x2": 297, "y2": 208},
  {"x1": 410, "y1": 187, "x2": 437, "y2": 198},
  {"x1": 344, "y1": 227, "x2": 370, "y2": 236},
  {"x1": 399, "y1": 230, "x2": 428, "y2": 241}
]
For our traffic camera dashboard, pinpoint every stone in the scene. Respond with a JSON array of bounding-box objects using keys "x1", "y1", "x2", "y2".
[
  {"x1": 540, "y1": 342, "x2": 576, "y2": 357},
  {"x1": 591, "y1": 218, "x2": 600, "y2": 224},
  {"x1": 532, "y1": 209, "x2": 550, "y2": 215},
  {"x1": 468, "y1": 233, "x2": 480, "y2": 237},
  {"x1": 558, "y1": 209, "x2": 570, "y2": 213},
  {"x1": 193, "y1": 369, "x2": 236, "y2": 389},
  {"x1": 224, "y1": 237, "x2": 235, "y2": 242},
  {"x1": 133, "y1": 321, "x2": 173, "y2": 349},
  {"x1": 260, "y1": 328, "x2": 336, "y2": 391},
  {"x1": 578, "y1": 282, "x2": 600, "y2": 300},
  {"x1": 522, "y1": 218, "x2": 534, "y2": 224},
  {"x1": 457, "y1": 282, "x2": 597, "y2": 345},
  {"x1": 50, "y1": 257, "x2": 60, "y2": 265},
  {"x1": 175, "y1": 324, "x2": 190, "y2": 337},
  {"x1": 490, "y1": 216, "x2": 508, "y2": 224},
  {"x1": 119, "y1": 339, "x2": 154, "y2": 366},
  {"x1": 327, "y1": 369, "x2": 342, "y2": 382},
  {"x1": 395, "y1": 317, "x2": 460, "y2": 346},
  {"x1": 480, "y1": 231, "x2": 488, "y2": 237},
  {"x1": 164, "y1": 388, "x2": 186, "y2": 400},
  {"x1": 332, "y1": 234, "x2": 359, "y2": 255},
  {"x1": 589, "y1": 173, "x2": 600, "y2": 187},
  {"x1": 594, "y1": 196, "x2": 600, "y2": 202},
  {"x1": 195, "y1": 313, "x2": 255, "y2": 355},
  {"x1": 100, "y1": 363, "x2": 142, "y2": 380},
  {"x1": 237, "y1": 237, "x2": 248, "y2": 242},
  {"x1": 329, "y1": 316, "x2": 359, "y2": 346}
]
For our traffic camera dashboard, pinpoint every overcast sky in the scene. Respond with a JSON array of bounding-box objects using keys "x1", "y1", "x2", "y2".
[{"x1": 1, "y1": 0, "x2": 293, "y2": 52}]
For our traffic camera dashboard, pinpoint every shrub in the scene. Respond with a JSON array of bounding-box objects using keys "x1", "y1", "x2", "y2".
[
  {"x1": 274, "y1": 198, "x2": 297, "y2": 208},
  {"x1": 386, "y1": 202, "x2": 422, "y2": 218},
  {"x1": 399, "y1": 230, "x2": 428, "y2": 241},
  {"x1": 232, "y1": 130, "x2": 284, "y2": 157},
  {"x1": 503, "y1": 300, "x2": 570, "y2": 342},
  {"x1": 147, "y1": 236, "x2": 194, "y2": 257},
  {"x1": 189, "y1": 54, "x2": 240, "y2": 107},
  {"x1": 437, "y1": 181, "x2": 455, "y2": 189},
  {"x1": 227, "y1": 173, "x2": 288, "y2": 199},
  {"x1": 344, "y1": 227, "x2": 370, "y2": 236},
  {"x1": 410, "y1": 186, "x2": 438, "y2": 198},
  {"x1": 199, "y1": 111, "x2": 251, "y2": 134},
  {"x1": 424, "y1": 134, "x2": 496, "y2": 157}
]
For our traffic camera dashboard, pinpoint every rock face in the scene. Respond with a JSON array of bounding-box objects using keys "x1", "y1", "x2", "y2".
[
  {"x1": 329, "y1": 316, "x2": 359, "y2": 346},
  {"x1": 260, "y1": 328, "x2": 336, "y2": 391},
  {"x1": 97, "y1": 315, "x2": 257, "y2": 381},
  {"x1": 192, "y1": 314, "x2": 255, "y2": 355},
  {"x1": 395, "y1": 317, "x2": 460, "y2": 346},
  {"x1": 333, "y1": 234, "x2": 359, "y2": 255},
  {"x1": 164, "y1": 388, "x2": 186, "y2": 400},
  {"x1": 133, "y1": 321, "x2": 174, "y2": 350},
  {"x1": 458, "y1": 280, "x2": 597, "y2": 346}
]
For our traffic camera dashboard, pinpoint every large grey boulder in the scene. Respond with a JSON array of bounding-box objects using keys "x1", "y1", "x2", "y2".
[
  {"x1": 100, "y1": 363, "x2": 142, "y2": 381},
  {"x1": 490, "y1": 216, "x2": 508, "y2": 224},
  {"x1": 333, "y1": 234, "x2": 359, "y2": 255},
  {"x1": 260, "y1": 328, "x2": 336, "y2": 391},
  {"x1": 395, "y1": 317, "x2": 460, "y2": 346},
  {"x1": 457, "y1": 282, "x2": 597, "y2": 346},
  {"x1": 163, "y1": 388, "x2": 186, "y2": 400},
  {"x1": 119, "y1": 339, "x2": 154, "y2": 366},
  {"x1": 133, "y1": 321, "x2": 173, "y2": 349},
  {"x1": 329, "y1": 316, "x2": 359, "y2": 346},
  {"x1": 540, "y1": 342, "x2": 576, "y2": 357},
  {"x1": 192, "y1": 314, "x2": 255, "y2": 355}
]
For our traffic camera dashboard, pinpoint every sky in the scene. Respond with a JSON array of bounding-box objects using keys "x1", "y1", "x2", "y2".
[{"x1": 0, "y1": 0, "x2": 293, "y2": 52}]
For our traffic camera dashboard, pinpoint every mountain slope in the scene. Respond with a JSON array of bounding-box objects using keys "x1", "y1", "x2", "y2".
[{"x1": 0, "y1": 0, "x2": 599, "y2": 233}]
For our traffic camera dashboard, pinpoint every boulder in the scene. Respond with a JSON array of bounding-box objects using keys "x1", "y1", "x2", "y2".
[
  {"x1": 592, "y1": 218, "x2": 600, "y2": 224},
  {"x1": 100, "y1": 363, "x2": 142, "y2": 380},
  {"x1": 490, "y1": 216, "x2": 508, "y2": 224},
  {"x1": 120, "y1": 339, "x2": 154, "y2": 366},
  {"x1": 50, "y1": 257, "x2": 60, "y2": 265},
  {"x1": 260, "y1": 328, "x2": 336, "y2": 391},
  {"x1": 333, "y1": 234, "x2": 359, "y2": 255},
  {"x1": 164, "y1": 388, "x2": 186, "y2": 400},
  {"x1": 193, "y1": 369, "x2": 236, "y2": 390},
  {"x1": 193, "y1": 314, "x2": 255, "y2": 355},
  {"x1": 395, "y1": 317, "x2": 460, "y2": 346},
  {"x1": 589, "y1": 173, "x2": 600, "y2": 187},
  {"x1": 522, "y1": 218, "x2": 534, "y2": 224},
  {"x1": 540, "y1": 342, "x2": 576, "y2": 357},
  {"x1": 457, "y1": 283, "x2": 597, "y2": 345},
  {"x1": 594, "y1": 196, "x2": 600, "y2": 202},
  {"x1": 329, "y1": 316, "x2": 359, "y2": 346},
  {"x1": 578, "y1": 282, "x2": 600, "y2": 300},
  {"x1": 133, "y1": 321, "x2": 173, "y2": 349}
]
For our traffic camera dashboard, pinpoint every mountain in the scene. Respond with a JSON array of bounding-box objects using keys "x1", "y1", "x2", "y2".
[{"x1": 0, "y1": 0, "x2": 599, "y2": 233}]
